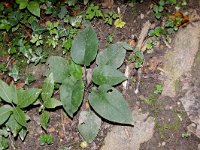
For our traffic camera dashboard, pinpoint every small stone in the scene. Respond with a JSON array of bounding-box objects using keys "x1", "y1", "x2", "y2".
[
  {"x1": 177, "y1": 101, "x2": 181, "y2": 105},
  {"x1": 162, "y1": 142, "x2": 166, "y2": 146},
  {"x1": 140, "y1": 14, "x2": 144, "y2": 19}
]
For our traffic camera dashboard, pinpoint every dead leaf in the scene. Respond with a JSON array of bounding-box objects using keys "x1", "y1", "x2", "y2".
[{"x1": 168, "y1": 11, "x2": 189, "y2": 27}]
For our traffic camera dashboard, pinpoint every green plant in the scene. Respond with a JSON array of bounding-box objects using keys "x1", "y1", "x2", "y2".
[
  {"x1": 146, "y1": 39, "x2": 155, "y2": 50},
  {"x1": 153, "y1": 0, "x2": 165, "y2": 19},
  {"x1": 16, "y1": 0, "x2": 40, "y2": 17},
  {"x1": 154, "y1": 84, "x2": 163, "y2": 94},
  {"x1": 182, "y1": 131, "x2": 191, "y2": 138},
  {"x1": 85, "y1": 3, "x2": 103, "y2": 20},
  {"x1": 129, "y1": 48, "x2": 144, "y2": 68},
  {"x1": 0, "y1": 80, "x2": 42, "y2": 147},
  {"x1": 46, "y1": 26, "x2": 133, "y2": 143},
  {"x1": 30, "y1": 34, "x2": 43, "y2": 46},
  {"x1": 103, "y1": 11, "x2": 119, "y2": 25},
  {"x1": 106, "y1": 34, "x2": 113, "y2": 43},
  {"x1": 39, "y1": 133, "x2": 53, "y2": 145},
  {"x1": 148, "y1": 26, "x2": 163, "y2": 37}
]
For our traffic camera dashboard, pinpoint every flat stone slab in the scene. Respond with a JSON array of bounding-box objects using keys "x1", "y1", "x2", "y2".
[
  {"x1": 100, "y1": 110, "x2": 155, "y2": 150},
  {"x1": 161, "y1": 21, "x2": 200, "y2": 138}
]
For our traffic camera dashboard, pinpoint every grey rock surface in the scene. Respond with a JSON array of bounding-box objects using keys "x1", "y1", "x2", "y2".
[{"x1": 100, "y1": 110, "x2": 155, "y2": 150}]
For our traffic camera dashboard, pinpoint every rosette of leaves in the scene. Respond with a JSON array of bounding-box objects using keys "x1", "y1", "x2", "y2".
[{"x1": 47, "y1": 26, "x2": 133, "y2": 143}]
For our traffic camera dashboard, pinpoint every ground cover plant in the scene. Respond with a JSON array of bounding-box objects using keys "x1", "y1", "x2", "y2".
[{"x1": 0, "y1": 0, "x2": 196, "y2": 149}]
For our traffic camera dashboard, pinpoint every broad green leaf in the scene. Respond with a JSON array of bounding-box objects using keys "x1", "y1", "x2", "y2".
[
  {"x1": 92, "y1": 65, "x2": 127, "y2": 86},
  {"x1": 78, "y1": 111, "x2": 101, "y2": 143},
  {"x1": 27, "y1": 1, "x2": 40, "y2": 17},
  {"x1": 13, "y1": 107, "x2": 27, "y2": 127},
  {"x1": 0, "y1": 105, "x2": 12, "y2": 126},
  {"x1": 8, "y1": 64, "x2": 20, "y2": 82},
  {"x1": 16, "y1": 0, "x2": 28, "y2": 9},
  {"x1": 17, "y1": 88, "x2": 41, "y2": 108},
  {"x1": 60, "y1": 77, "x2": 84, "y2": 117},
  {"x1": 47, "y1": 56, "x2": 69, "y2": 83},
  {"x1": 71, "y1": 26, "x2": 98, "y2": 66},
  {"x1": 0, "y1": 136, "x2": 9, "y2": 150},
  {"x1": 96, "y1": 43, "x2": 126, "y2": 68},
  {"x1": 42, "y1": 73, "x2": 54, "y2": 102},
  {"x1": 68, "y1": 60, "x2": 82, "y2": 80},
  {"x1": 40, "y1": 111, "x2": 50, "y2": 130},
  {"x1": 6, "y1": 114, "x2": 22, "y2": 137},
  {"x1": 89, "y1": 85, "x2": 132, "y2": 124},
  {"x1": 43, "y1": 98, "x2": 62, "y2": 109},
  {"x1": 0, "y1": 128, "x2": 9, "y2": 137},
  {"x1": 19, "y1": 128, "x2": 28, "y2": 141},
  {"x1": 0, "y1": 80, "x2": 17, "y2": 104}
]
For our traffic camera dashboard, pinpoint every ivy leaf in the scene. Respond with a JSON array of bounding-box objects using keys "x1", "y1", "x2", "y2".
[
  {"x1": 16, "y1": 0, "x2": 28, "y2": 9},
  {"x1": 71, "y1": 26, "x2": 98, "y2": 66},
  {"x1": 92, "y1": 65, "x2": 127, "y2": 86},
  {"x1": 17, "y1": 88, "x2": 41, "y2": 108},
  {"x1": 78, "y1": 111, "x2": 101, "y2": 143},
  {"x1": 43, "y1": 98, "x2": 62, "y2": 109},
  {"x1": 96, "y1": 43, "x2": 127, "y2": 68},
  {"x1": 8, "y1": 65, "x2": 20, "y2": 82},
  {"x1": 0, "y1": 19, "x2": 11, "y2": 32},
  {"x1": 13, "y1": 107, "x2": 27, "y2": 127},
  {"x1": 89, "y1": 85, "x2": 132, "y2": 124},
  {"x1": 114, "y1": 19, "x2": 126, "y2": 28},
  {"x1": 0, "y1": 80, "x2": 17, "y2": 104},
  {"x1": 6, "y1": 114, "x2": 22, "y2": 137},
  {"x1": 0, "y1": 105, "x2": 13, "y2": 126},
  {"x1": 42, "y1": 73, "x2": 54, "y2": 102},
  {"x1": 27, "y1": 1, "x2": 40, "y2": 17},
  {"x1": 40, "y1": 111, "x2": 50, "y2": 130},
  {"x1": 60, "y1": 77, "x2": 84, "y2": 117},
  {"x1": 47, "y1": 56, "x2": 69, "y2": 83}
]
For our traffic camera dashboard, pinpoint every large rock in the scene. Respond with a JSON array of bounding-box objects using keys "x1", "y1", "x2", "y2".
[{"x1": 100, "y1": 110, "x2": 155, "y2": 150}]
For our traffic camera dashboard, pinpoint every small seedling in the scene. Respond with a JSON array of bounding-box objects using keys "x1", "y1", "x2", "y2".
[
  {"x1": 182, "y1": 131, "x2": 191, "y2": 138},
  {"x1": 148, "y1": 26, "x2": 163, "y2": 37},
  {"x1": 154, "y1": 84, "x2": 163, "y2": 94},
  {"x1": 39, "y1": 134, "x2": 53, "y2": 145},
  {"x1": 106, "y1": 34, "x2": 113, "y2": 43},
  {"x1": 103, "y1": 11, "x2": 119, "y2": 25},
  {"x1": 153, "y1": 0, "x2": 165, "y2": 19},
  {"x1": 85, "y1": 3, "x2": 103, "y2": 20},
  {"x1": 30, "y1": 34, "x2": 43, "y2": 46},
  {"x1": 146, "y1": 39, "x2": 155, "y2": 50},
  {"x1": 129, "y1": 48, "x2": 144, "y2": 68}
]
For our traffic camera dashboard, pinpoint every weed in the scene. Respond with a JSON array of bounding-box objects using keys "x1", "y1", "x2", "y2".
[
  {"x1": 182, "y1": 131, "x2": 191, "y2": 138},
  {"x1": 39, "y1": 134, "x2": 54, "y2": 145},
  {"x1": 103, "y1": 11, "x2": 119, "y2": 25},
  {"x1": 85, "y1": 3, "x2": 103, "y2": 20},
  {"x1": 154, "y1": 84, "x2": 163, "y2": 94},
  {"x1": 106, "y1": 34, "x2": 113, "y2": 43},
  {"x1": 129, "y1": 48, "x2": 144, "y2": 68}
]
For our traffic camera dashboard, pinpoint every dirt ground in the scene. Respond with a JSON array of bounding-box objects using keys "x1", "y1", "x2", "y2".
[{"x1": 1, "y1": 0, "x2": 200, "y2": 150}]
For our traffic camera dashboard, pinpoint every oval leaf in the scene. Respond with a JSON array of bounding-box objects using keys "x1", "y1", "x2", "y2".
[
  {"x1": 42, "y1": 73, "x2": 54, "y2": 102},
  {"x1": 78, "y1": 111, "x2": 101, "y2": 143},
  {"x1": 17, "y1": 88, "x2": 41, "y2": 108},
  {"x1": 60, "y1": 77, "x2": 84, "y2": 117},
  {"x1": 47, "y1": 56, "x2": 69, "y2": 83},
  {"x1": 0, "y1": 80, "x2": 17, "y2": 104},
  {"x1": 92, "y1": 65, "x2": 127, "y2": 86},
  {"x1": 6, "y1": 114, "x2": 22, "y2": 137},
  {"x1": 16, "y1": 0, "x2": 28, "y2": 9},
  {"x1": 89, "y1": 85, "x2": 132, "y2": 124},
  {"x1": 40, "y1": 111, "x2": 50, "y2": 130},
  {"x1": 71, "y1": 26, "x2": 98, "y2": 66},
  {"x1": 43, "y1": 98, "x2": 62, "y2": 109},
  {"x1": 0, "y1": 105, "x2": 12, "y2": 126},
  {"x1": 96, "y1": 43, "x2": 126, "y2": 68},
  {"x1": 13, "y1": 107, "x2": 27, "y2": 127},
  {"x1": 27, "y1": 1, "x2": 40, "y2": 17}
]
